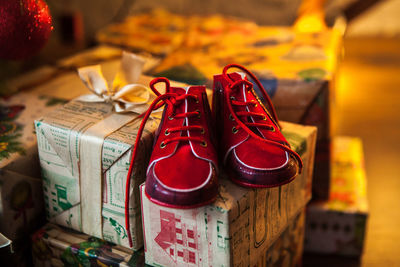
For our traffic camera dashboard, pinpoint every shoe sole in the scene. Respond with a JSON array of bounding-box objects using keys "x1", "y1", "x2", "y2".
[{"x1": 226, "y1": 167, "x2": 299, "y2": 188}]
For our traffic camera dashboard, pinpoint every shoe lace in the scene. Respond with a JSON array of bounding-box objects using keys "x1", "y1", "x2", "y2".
[
  {"x1": 222, "y1": 64, "x2": 303, "y2": 172},
  {"x1": 124, "y1": 77, "x2": 204, "y2": 247}
]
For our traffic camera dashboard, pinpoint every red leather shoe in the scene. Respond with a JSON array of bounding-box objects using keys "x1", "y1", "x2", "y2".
[
  {"x1": 125, "y1": 77, "x2": 219, "y2": 246},
  {"x1": 126, "y1": 77, "x2": 218, "y2": 206},
  {"x1": 212, "y1": 64, "x2": 303, "y2": 188}
]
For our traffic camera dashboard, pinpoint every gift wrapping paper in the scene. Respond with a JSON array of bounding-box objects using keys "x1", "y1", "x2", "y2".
[
  {"x1": 35, "y1": 99, "x2": 159, "y2": 250},
  {"x1": 141, "y1": 121, "x2": 316, "y2": 266},
  {"x1": 0, "y1": 91, "x2": 66, "y2": 266},
  {"x1": 31, "y1": 223, "x2": 148, "y2": 267},
  {"x1": 304, "y1": 136, "x2": 368, "y2": 256},
  {"x1": 0, "y1": 92, "x2": 67, "y2": 238},
  {"x1": 31, "y1": 210, "x2": 306, "y2": 267}
]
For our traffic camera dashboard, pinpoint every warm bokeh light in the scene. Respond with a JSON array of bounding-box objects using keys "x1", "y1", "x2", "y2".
[{"x1": 294, "y1": 0, "x2": 327, "y2": 33}]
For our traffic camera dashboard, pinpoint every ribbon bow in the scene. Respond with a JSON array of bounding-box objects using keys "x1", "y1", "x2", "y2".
[{"x1": 76, "y1": 51, "x2": 155, "y2": 114}]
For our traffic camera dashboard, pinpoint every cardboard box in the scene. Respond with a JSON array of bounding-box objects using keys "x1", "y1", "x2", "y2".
[
  {"x1": 141, "y1": 121, "x2": 316, "y2": 266},
  {"x1": 31, "y1": 223, "x2": 147, "y2": 267},
  {"x1": 35, "y1": 99, "x2": 160, "y2": 250},
  {"x1": 304, "y1": 136, "x2": 368, "y2": 256}
]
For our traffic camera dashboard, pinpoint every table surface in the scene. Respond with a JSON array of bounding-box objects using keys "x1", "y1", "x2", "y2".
[{"x1": 303, "y1": 37, "x2": 400, "y2": 266}]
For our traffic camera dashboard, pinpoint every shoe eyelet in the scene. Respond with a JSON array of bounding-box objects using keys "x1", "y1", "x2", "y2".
[
  {"x1": 269, "y1": 126, "x2": 275, "y2": 132},
  {"x1": 230, "y1": 96, "x2": 236, "y2": 101},
  {"x1": 200, "y1": 140, "x2": 207, "y2": 147},
  {"x1": 232, "y1": 126, "x2": 238, "y2": 134},
  {"x1": 262, "y1": 115, "x2": 267, "y2": 121},
  {"x1": 195, "y1": 97, "x2": 199, "y2": 104},
  {"x1": 229, "y1": 114, "x2": 235, "y2": 121},
  {"x1": 168, "y1": 115, "x2": 174, "y2": 120},
  {"x1": 252, "y1": 100, "x2": 258, "y2": 107},
  {"x1": 195, "y1": 109, "x2": 201, "y2": 118},
  {"x1": 200, "y1": 127, "x2": 205, "y2": 134},
  {"x1": 165, "y1": 129, "x2": 170, "y2": 136},
  {"x1": 160, "y1": 141, "x2": 166, "y2": 149}
]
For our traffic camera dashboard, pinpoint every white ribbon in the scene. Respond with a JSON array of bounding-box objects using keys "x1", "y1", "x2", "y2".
[
  {"x1": 76, "y1": 51, "x2": 156, "y2": 114},
  {"x1": 76, "y1": 52, "x2": 156, "y2": 240}
]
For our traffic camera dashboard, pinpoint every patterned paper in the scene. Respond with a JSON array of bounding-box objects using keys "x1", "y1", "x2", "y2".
[
  {"x1": 35, "y1": 100, "x2": 159, "y2": 250},
  {"x1": 304, "y1": 136, "x2": 368, "y2": 256},
  {"x1": 0, "y1": 92, "x2": 66, "y2": 239},
  {"x1": 31, "y1": 223, "x2": 148, "y2": 267},
  {"x1": 31, "y1": 210, "x2": 306, "y2": 267},
  {"x1": 141, "y1": 122, "x2": 316, "y2": 266}
]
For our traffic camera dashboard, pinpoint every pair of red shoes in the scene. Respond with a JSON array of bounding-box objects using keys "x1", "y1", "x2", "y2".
[
  {"x1": 125, "y1": 65, "x2": 303, "y2": 244},
  {"x1": 131, "y1": 63, "x2": 303, "y2": 206}
]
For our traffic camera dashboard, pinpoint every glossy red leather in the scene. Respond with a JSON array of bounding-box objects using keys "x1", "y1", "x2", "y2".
[
  {"x1": 212, "y1": 65, "x2": 302, "y2": 188},
  {"x1": 145, "y1": 82, "x2": 219, "y2": 208}
]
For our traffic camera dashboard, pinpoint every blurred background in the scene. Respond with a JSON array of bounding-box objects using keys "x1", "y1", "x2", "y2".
[{"x1": 1, "y1": 0, "x2": 400, "y2": 266}]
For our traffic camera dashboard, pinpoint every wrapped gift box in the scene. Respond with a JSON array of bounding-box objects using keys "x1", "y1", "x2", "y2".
[
  {"x1": 1, "y1": 48, "x2": 159, "y2": 242},
  {"x1": 32, "y1": 50, "x2": 183, "y2": 250},
  {"x1": 141, "y1": 121, "x2": 316, "y2": 266},
  {"x1": 304, "y1": 136, "x2": 369, "y2": 256},
  {"x1": 0, "y1": 92, "x2": 67, "y2": 240},
  {"x1": 31, "y1": 223, "x2": 147, "y2": 267},
  {"x1": 35, "y1": 99, "x2": 159, "y2": 250},
  {"x1": 0, "y1": 92, "x2": 66, "y2": 266},
  {"x1": 31, "y1": 209, "x2": 305, "y2": 267}
]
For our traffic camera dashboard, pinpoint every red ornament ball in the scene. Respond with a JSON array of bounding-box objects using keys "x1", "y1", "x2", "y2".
[{"x1": 0, "y1": 0, "x2": 53, "y2": 60}]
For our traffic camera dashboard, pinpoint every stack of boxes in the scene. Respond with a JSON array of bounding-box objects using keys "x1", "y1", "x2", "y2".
[
  {"x1": 29, "y1": 50, "x2": 317, "y2": 264},
  {"x1": 25, "y1": 48, "x2": 317, "y2": 266},
  {"x1": 32, "y1": 119, "x2": 316, "y2": 266},
  {"x1": 0, "y1": 9, "x2": 369, "y2": 266},
  {"x1": 0, "y1": 46, "x2": 157, "y2": 266}
]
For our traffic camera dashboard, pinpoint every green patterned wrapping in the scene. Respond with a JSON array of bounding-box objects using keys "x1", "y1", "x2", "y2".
[
  {"x1": 31, "y1": 223, "x2": 148, "y2": 267},
  {"x1": 31, "y1": 209, "x2": 305, "y2": 267}
]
